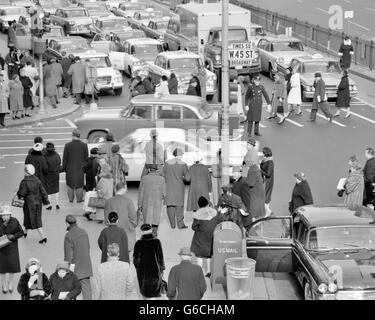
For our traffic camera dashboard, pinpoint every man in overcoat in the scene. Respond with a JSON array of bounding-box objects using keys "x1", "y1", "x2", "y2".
[
  {"x1": 363, "y1": 147, "x2": 375, "y2": 207},
  {"x1": 308, "y1": 72, "x2": 333, "y2": 122},
  {"x1": 67, "y1": 56, "x2": 87, "y2": 105},
  {"x1": 245, "y1": 75, "x2": 271, "y2": 137},
  {"x1": 61, "y1": 129, "x2": 88, "y2": 203},
  {"x1": 163, "y1": 148, "x2": 190, "y2": 229},
  {"x1": 64, "y1": 215, "x2": 93, "y2": 300}
]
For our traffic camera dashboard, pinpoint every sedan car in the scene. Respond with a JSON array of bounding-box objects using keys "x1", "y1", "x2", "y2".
[
  {"x1": 127, "y1": 8, "x2": 163, "y2": 29},
  {"x1": 74, "y1": 94, "x2": 218, "y2": 143},
  {"x1": 0, "y1": 6, "x2": 28, "y2": 33},
  {"x1": 78, "y1": 2, "x2": 112, "y2": 20},
  {"x1": 246, "y1": 205, "x2": 375, "y2": 300},
  {"x1": 92, "y1": 15, "x2": 131, "y2": 36},
  {"x1": 140, "y1": 16, "x2": 169, "y2": 41},
  {"x1": 255, "y1": 35, "x2": 306, "y2": 79},
  {"x1": 282, "y1": 54, "x2": 358, "y2": 101},
  {"x1": 88, "y1": 127, "x2": 247, "y2": 181},
  {"x1": 43, "y1": 36, "x2": 90, "y2": 60},
  {"x1": 112, "y1": 1, "x2": 147, "y2": 18}
]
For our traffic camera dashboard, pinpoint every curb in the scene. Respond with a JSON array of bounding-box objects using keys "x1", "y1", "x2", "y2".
[
  {"x1": 349, "y1": 68, "x2": 375, "y2": 83},
  {"x1": 4, "y1": 103, "x2": 82, "y2": 128}
]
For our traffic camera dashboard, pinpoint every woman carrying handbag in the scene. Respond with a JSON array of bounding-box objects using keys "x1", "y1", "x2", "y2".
[{"x1": 94, "y1": 164, "x2": 113, "y2": 223}]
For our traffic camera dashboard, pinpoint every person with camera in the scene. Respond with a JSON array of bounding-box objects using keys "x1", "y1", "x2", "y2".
[
  {"x1": 0, "y1": 205, "x2": 24, "y2": 294},
  {"x1": 17, "y1": 258, "x2": 51, "y2": 300}
]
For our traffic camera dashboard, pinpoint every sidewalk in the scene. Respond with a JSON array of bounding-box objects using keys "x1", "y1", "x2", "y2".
[{"x1": 3, "y1": 96, "x2": 80, "y2": 128}]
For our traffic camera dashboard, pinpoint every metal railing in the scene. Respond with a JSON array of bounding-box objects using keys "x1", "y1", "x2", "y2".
[{"x1": 231, "y1": 0, "x2": 375, "y2": 71}]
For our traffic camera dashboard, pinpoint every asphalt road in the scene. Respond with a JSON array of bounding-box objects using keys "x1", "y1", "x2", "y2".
[{"x1": 241, "y1": 0, "x2": 375, "y2": 39}]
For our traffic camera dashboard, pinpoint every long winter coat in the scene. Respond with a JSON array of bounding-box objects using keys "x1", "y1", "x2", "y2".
[
  {"x1": 138, "y1": 172, "x2": 166, "y2": 226},
  {"x1": 245, "y1": 84, "x2": 270, "y2": 122},
  {"x1": 168, "y1": 76, "x2": 178, "y2": 94},
  {"x1": 43, "y1": 64, "x2": 57, "y2": 97},
  {"x1": 247, "y1": 164, "x2": 266, "y2": 219},
  {"x1": 260, "y1": 158, "x2": 274, "y2": 204},
  {"x1": 312, "y1": 79, "x2": 326, "y2": 110},
  {"x1": 83, "y1": 156, "x2": 99, "y2": 191},
  {"x1": 25, "y1": 150, "x2": 48, "y2": 189},
  {"x1": 163, "y1": 157, "x2": 189, "y2": 206},
  {"x1": 290, "y1": 180, "x2": 313, "y2": 213},
  {"x1": 23, "y1": 65, "x2": 39, "y2": 96},
  {"x1": 9, "y1": 79, "x2": 24, "y2": 111},
  {"x1": 133, "y1": 234, "x2": 165, "y2": 298},
  {"x1": 61, "y1": 57, "x2": 73, "y2": 88},
  {"x1": 17, "y1": 175, "x2": 49, "y2": 229},
  {"x1": 64, "y1": 224, "x2": 93, "y2": 280},
  {"x1": 104, "y1": 194, "x2": 137, "y2": 251},
  {"x1": 271, "y1": 77, "x2": 287, "y2": 114},
  {"x1": 108, "y1": 153, "x2": 129, "y2": 192},
  {"x1": 51, "y1": 62, "x2": 63, "y2": 86},
  {"x1": 98, "y1": 224, "x2": 129, "y2": 263},
  {"x1": 232, "y1": 177, "x2": 252, "y2": 227},
  {"x1": 44, "y1": 150, "x2": 61, "y2": 195},
  {"x1": 67, "y1": 61, "x2": 87, "y2": 94},
  {"x1": 17, "y1": 272, "x2": 51, "y2": 300},
  {"x1": 95, "y1": 174, "x2": 114, "y2": 221},
  {"x1": 187, "y1": 163, "x2": 212, "y2": 211},
  {"x1": 49, "y1": 271, "x2": 81, "y2": 300},
  {"x1": 19, "y1": 75, "x2": 33, "y2": 108},
  {"x1": 0, "y1": 80, "x2": 9, "y2": 114},
  {"x1": 62, "y1": 140, "x2": 88, "y2": 189},
  {"x1": 287, "y1": 73, "x2": 302, "y2": 105},
  {"x1": 0, "y1": 217, "x2": 23, "y2": 273},
  {"x1": 344, "y1": 170, "x2": 364, "y2": 209},
  {"x1": 336, "y1": 74, "x2": 350, "y2": 109},
  {"x1": 339, "y1": 40, "x2": 354, "y2": 69}
]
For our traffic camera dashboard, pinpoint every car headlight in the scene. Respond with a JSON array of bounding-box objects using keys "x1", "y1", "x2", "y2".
[
  {"x1": 275, "y1": 57, "x2": 284, "y2": 64},
  {"x1": 318, "y1": 283, "x2": 328, "y2": 294},
  {"x1": 328, "y1": 282, "x2": 337, "y2": 293},
  {"x1": 69, "y1": 21, "x2": 75, "y2": 25}
]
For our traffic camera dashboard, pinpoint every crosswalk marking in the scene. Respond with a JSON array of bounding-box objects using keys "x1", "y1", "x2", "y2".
[
  {"x1": 349, "y1": 111, "x2": 375, "y2": 124},
  {"x1": 285, "y1": 118, "x2": 304, "y2": 127},
  {"x1": 306, "y1": 109, "x2": 346, "y2": 127}
]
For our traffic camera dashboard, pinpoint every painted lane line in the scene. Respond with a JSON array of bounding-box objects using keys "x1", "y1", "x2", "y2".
[
  {"x1": 0, "y1": 138, "x2": 70, "y2": 143},
  {"x1": 366, "y1": 7, "x2": 375, "y2": 13},
  {"x1": 0, "y1": 132, "x2": 72, "y2": 136},
  {"x1": 64, "y1": 119, "x2": 77, "y2": 128},
  {"x1": 0, "y1": 145, "x2": 65, "y2": 150},
  {"x1": 315, "y1": 7, "x2": 329, "y2": 14},
  {"x1": 306, "y1": 109, "x2": 347, "y2": 127},
  {"x1": 13, "y1": 161, "x2": 24, "y2": 164},
  {"x1": 349, "y1": 111, "x2": 375, "y2": 124},
  {"x1": 348, "y1": 20, "x2": 370, "y2": 32},
  {"x1": 285, "y1": 118, "x2": 304, "y2": 127},
  {"x1": 0, "y1": 167, "x2": 5, "y2": 169},
  {"x1": 354, "y1": 96, "x2": 375, "y2": 110}
]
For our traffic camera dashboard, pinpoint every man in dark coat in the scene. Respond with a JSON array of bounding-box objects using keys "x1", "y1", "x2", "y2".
[
  {"x1": 308, "y1": 72, "x2": 333, "y2": 122},
  {"x1": 49, "y1": 262, "x2": 81, "y2": 300},
  {"x1": 44, "y1": 142, "x2": 61, "y2": 210},
  {"x1": 334, "y1": 70, "x2": 351, "y2": 118},
  {"x1": 25, "y1": 143, "x2": 48, "y2": 189},
  {"x1": 232, "y1": 172, "x2": 252, "y2": 228},
  {"x1": 245, "y1": 75, "x2": 271, "y2": 137},
  {"x1": 64, "y1": 215, "x2": 93, "y2": 300},
  {"x1": 61, "y1": 52, "x2": 73, "y2": 97},
  {"x1": 133, "y1": 224, "x2": 165, "y2": 299},
  {"x1": 62, "y1": 129, "x2": 88, "y2": 203},
  {"x1": 167, "y1": 247, "x2": 207, "y2": 300},
  {"x1": 83, "y1": 147, "x2": 99, "y2": 191},
  {"x1": 338, "y1": 36, "x2": 354, "y2": 70},
  {"x1": 247, "y1": 161, "x2": 266, "y2": 220},
  {"x1": 98, "y1": 212, "x2": 129, "y2": 263},
  {"x1": 363, "y1": 148, "x2": 375, "y2": 207},
  {"x1": 168, "y1": 73, "x2": 178, "y2": 94},
  {"x1": 289, "y1": 172, "x2": 313, "y2": 213}
]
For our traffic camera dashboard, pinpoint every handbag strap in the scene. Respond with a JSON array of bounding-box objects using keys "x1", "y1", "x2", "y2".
[{"x1": 153, "y1": 139, "x2": 156, "y2": 164}]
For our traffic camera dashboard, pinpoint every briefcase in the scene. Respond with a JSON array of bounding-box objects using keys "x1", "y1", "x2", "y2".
[
  {"x1": 11, "y1": 192, "x2": 24, "y2": 208},
  {"x1": 88, "y1": 197, "x2": 106, "y2": 209}
]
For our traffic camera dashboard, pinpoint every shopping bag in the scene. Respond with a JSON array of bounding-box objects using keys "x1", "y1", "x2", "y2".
[
  {"x1": 11, "y1": 191, "x2": 24, "y2": 208},
  {"x1": 0, "y1": 235, "x2": 11, "y2": 249},
  {"x1": 88, "y1": 197, "x2": 106, "y2": 208},
  {"x1": 83, "y1": 191, "x2": 98, "y2": 213}
]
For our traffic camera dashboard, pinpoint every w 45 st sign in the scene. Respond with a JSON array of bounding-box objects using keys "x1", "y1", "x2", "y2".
[{"x1": 228, "y1": 42, "x2": 256, "y2": 67}]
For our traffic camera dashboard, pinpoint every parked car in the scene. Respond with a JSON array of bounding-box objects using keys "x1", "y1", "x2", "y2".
[
  {"x1": 112, "y1": 1, "x2": 147, "y2": 18},
  {"x1": 88, "y1": 127, "x2": 247, "y2": 181},
  {"x1": 74, "y1": 94, "x2": 218, "y2": 143},
  {"x1": 43, "y1": 36, "x2": 90, "y2": 60},
  {"x1": 145, "y1": 50, "x2": 217, "y2": 100},
  {"x1": 246, "y1": 205, "x2": 375, "y2": 300},
  {"x1": 0, "y1": 6, "x2": 28, "y2": 33},
  {"x1": 280, "y1": 54, "x2": 358, "y2": 101},
  {"x1": 50, "y1": 7, "x2": 94, "y2": 37},
  {"x1": 140, "y1": 16, "x2": 169, "y2": 41},
  {"x1": 255, "y1": 35, "x2": 306, "y2": 79}
]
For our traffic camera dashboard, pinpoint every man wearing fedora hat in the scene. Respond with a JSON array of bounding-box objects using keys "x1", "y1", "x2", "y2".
[
  {"x1": 308, "y1": 72, "x2": 333, "y2": 122},
  {"x1": 167, "y1": 247, "x2": 206, "y2": 300}
]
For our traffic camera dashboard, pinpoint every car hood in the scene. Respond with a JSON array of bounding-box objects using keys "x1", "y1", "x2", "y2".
[
  {"x1": 312, "y1": 251, "x2": 375, "y2": 290},
  {"x1": 301, "y1": 74, "x2": 356, "y2": 86},
  {"x1": 1, "y1": 15, "x2": 23, "y2": 22},
  {"x1": 67, "y1": 17, "x2": 93, "y2": 25},
  {"x1": 136, "y1": 53, "x2": 157, "y2": 63},
  {"x1": 273, "y1": 51, "x2": 305, "y2": 65},
  {"x1": 77, "y1": 108, "x2": 122, "y2": 121}
]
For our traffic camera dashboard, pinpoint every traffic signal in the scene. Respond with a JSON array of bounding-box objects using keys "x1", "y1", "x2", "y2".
[{"x1": 229, "y1": 69, "x2": 238, "y2": 105}]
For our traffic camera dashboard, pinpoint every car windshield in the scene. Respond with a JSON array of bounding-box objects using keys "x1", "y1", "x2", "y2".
[
  {"x1": 272, "y1": 41, "x2": 303, "y2": 51},
  {"x1": 155, "y1": 21, "x2": 168, "y2": 29},
  {"x1": 131, "y1": 44, "x2": 163, "y2": 57},
  {"x1": 308, "y1": 226, "x2": 375, "y2": 250},
  {"x1": 66, "y1": 9, "x2": 88, "y2": 17},
  {"x1": 303, "y1": 61, "x2": 341, "y2": 74},
  {"x1": 212, "y1": 29, "x2": 247, "y2": 42},
  {"x1": 168, "y1": 58, "x2": 201, "y2": 70},
  {"x1": 102, "y1": 20, "x2": 128, "y2": 29},
  {"x1": 85, "y1": 56, "x2": 110, "y2": 68},
  {"x1": 60, "y1": 39, "x2": 89, "y2": 50},
  {"x1": 120, "y1": 3, "x2": 146, "y2": 10},
  {"x1": 46, "y1": 28, "x2": 64, "y2": 37},
  {"x1": 1, "y1": 7, "x2": 27, "y2": 15}
]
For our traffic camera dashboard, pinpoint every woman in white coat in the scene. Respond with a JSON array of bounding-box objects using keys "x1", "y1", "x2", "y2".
[{"x1": 287, "y1": 65, "x2": 302, "y2": 116}]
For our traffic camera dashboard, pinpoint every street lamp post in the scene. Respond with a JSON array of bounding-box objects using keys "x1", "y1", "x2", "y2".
[
  {"x1": 221, "y1": 0, "x2": 230, "y2": 186},
  {"x1": 38, "y1": 54, "x2": 45, "y2": 114}
]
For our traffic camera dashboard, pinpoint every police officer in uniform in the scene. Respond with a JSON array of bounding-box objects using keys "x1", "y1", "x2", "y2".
[{"x1": 245, "y1": 75, "x2": 271, "y2": 137}]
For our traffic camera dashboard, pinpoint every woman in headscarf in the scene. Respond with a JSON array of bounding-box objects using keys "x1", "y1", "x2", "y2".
[
  {"x1": 168, "y1": 73, "x2": 178, "y2": 94},
  {"x1": 95, "y1": 163, "x2": 114, "y2": 223},
  {"x1": 9, "y1": 74, "x2": 24, "y2": 119},
  {"x1": 17, "y1": 164, "x2": 50, "y2": 243},
  {"x1": 43, "y1": 142, "x2": 61, "y2": 211},
  {"x1": 0, "y1": 205, "x2": 24, "y2": 294},
  {"x1": 25, "y1": 142, "x2": 48, "y2": 190},
  {"x1": 186, "y1": 76, "x2": 201, "y2": 97},
  {"x1": 49, "y1": 262, "x2": 81, "y2": 300},
  {"x1": 343, "y1": 163, "x2": 364, "y2": 209},
  {"x1": 17, "y1": 258, "x2": 51, "y2": 300}
]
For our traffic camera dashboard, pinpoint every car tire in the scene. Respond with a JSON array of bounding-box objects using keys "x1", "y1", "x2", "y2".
[
  {"x1": 88, "y1": 131, "x2": 107, "y2": 144},
  {"x1": 114, "y1": 88, "x2": 122, "y2": 96},
  {"x1": 268, "y1": 64, "x2": 274, "y2": 80},
  {"x1": 304, "y1": 281, "x2": 313, "y2": 300}
]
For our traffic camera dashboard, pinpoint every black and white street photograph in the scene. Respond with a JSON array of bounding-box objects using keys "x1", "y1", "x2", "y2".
[{"x1": 0, "y1": 0, "x2": 374, "y2": 309}]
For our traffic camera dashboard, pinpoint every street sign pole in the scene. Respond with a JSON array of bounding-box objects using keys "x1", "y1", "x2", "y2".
[
  {"x1": 38, "y1": 54, "x2": 45, "y2": 114},
  {"x1": 221, "y1": 0, "x2": 230, "y2": 186}
]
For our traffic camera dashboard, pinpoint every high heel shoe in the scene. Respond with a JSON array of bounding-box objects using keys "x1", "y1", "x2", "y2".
[
  {"x1": 46, "y1": 206, "x2": 52, "y2": 210},
  {"x1": 38, "y1": 238, "x2": 47, "y2": 244},
  {"x1": 56, "y1": 205, "x2": 60, "y2": 210}
]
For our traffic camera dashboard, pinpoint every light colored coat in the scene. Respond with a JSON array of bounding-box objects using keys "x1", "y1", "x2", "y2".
[
  {"x1": 51, "y1": 62, "x2": 63, "y2": 86},
  {"x1": 94, "y1": 259, "x2": 134, "y2": 300},
  {"x1": 344, "y1": 171, "x2": 364, "y2": 209},
  {"x1": 163, "y1": 157, "x2": 189, "y2": 206},
  {"x1": 287, "y1": 72, "x2": 302, "y2": 105},
  {"x1": 68, "y1": 61, "x2": 87, "y2": 94},
  {"x1": 104, "y1": 194, "x2": 137, "y2": 251},
  {"x1": 187, "y1": 163, "x2": 212, "y2": 211},
  {"x1": 96, "y1": 175, "x2": 114, "y2": 221},
  {"x1": 138, "y1": 172, "x2": 166, "y2": 225},
  {"x1": 9, "y1": 79, "x2": 23, "y2": 111},
  {"x1": 0, "y1": 80, "x2": 9, "y2": 114},
  {"x1": 155, "y1": 80, "x2": 170, "y2": 96}
]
